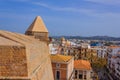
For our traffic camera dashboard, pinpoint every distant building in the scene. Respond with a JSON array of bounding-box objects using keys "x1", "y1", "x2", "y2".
[
  {"x1": 81, "y1": 43, "x2": 91, "y2": 49},
  {"x1": 49, "y1": 43, "x2": 59, "y2": 54},
  {"x1": 107, "y1": 46, "x2": 120, "y2": 80},
  {"x1": 90, "y1": 42, "x2": 103, "y2": 47},
  {"x1": 51, "y1": 54, "x2": 74, "y2": 80},
  {"x1": 60, "y1": 37, "x2": 71, "y2": 47},
  {"x1": 97, "y1": 48, "x2": 107, "y2": 58},
  {"x1": 61, "y1": 37, "x2": 66, "y2": 46},
  {"x1": 74, "y1": 60, "x2": 93, "y2": 80}
]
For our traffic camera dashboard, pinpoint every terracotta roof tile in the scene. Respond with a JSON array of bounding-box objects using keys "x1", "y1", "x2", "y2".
[
  {"x1": 51, "y1": 54, "x2": 73, "y2": 63},
  {"x1": 108, "y1": 46, "x2": 120, "y2": 49},
  {"x1": 74, "y1": 60, "x2": 92, "y2": 70},
  {"x1": 112, "y1": 56, "x2": 117, "y2": 59}
]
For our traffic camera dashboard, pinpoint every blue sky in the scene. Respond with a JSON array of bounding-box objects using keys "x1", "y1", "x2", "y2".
[{"x1": 0, "y1": 0, "x2": 120, "y2": 37}]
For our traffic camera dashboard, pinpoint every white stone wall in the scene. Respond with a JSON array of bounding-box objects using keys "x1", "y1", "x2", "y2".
[
  {"x1": 67, "y1": 57, "x2": 74, "y2": 79},
  {"x1": 97, "y1": 48, "x2": 107, "y2": 58},
  {"x1": 107, "y1": 47, "x2": 120, "y2": 79}
]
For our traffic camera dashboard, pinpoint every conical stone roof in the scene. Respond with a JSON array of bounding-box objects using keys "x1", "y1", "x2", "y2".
[{"x1": 26, "y1": 16, "x2": 48, "y2": 32}]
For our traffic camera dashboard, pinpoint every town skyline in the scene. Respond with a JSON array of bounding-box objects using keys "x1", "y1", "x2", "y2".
[{"x1": 0, "y1": 0, "x2": 120, "y2": 37}]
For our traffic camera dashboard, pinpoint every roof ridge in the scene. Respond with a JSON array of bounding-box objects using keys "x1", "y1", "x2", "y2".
[{"x1": 25, "y1": 16, "x2": 48, "y2": 32}]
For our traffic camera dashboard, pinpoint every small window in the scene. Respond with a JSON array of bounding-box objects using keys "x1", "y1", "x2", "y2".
[
  {"x1": 75, "y1": 74, "x2": 77, "y2": 79},
  {"x1": 75, "y1": 70, "x2": 77, "y2": 74},
  {"x1": 75, "y1": 70, "x2": 78, "y2": 79},
  {"x1": 56, "y1": 71, "x2": 60, "y2": 80},
  {"x1": 56, "y1": 63, "x2": 60, "y2": 68},
  {"x1": 84, "y1": 75, "x2": 86, "y2": 79},
  {"x1": 90, "y1": 72, "x2": 93, "y2": 78},
  {"x1": 79, "y1": 74, "x2": 82, "y2": 79}
]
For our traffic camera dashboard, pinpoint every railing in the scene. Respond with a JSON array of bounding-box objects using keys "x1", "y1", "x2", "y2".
[
  {"x1": 116, "y1": 73, "x2": 120, "y2": 79},
  {"x1": 109, "y1": 73, "x2": 119, "y2": 80}
]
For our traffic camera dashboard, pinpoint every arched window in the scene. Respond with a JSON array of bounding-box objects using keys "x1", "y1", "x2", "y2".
[{"x1": 56, "y1": 71, "x2": 60, "y2": 80}]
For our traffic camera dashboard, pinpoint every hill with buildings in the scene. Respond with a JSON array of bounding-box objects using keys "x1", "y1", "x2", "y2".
[{"x1": 52, "y1": 36, "x2": 120, "y2": 41}]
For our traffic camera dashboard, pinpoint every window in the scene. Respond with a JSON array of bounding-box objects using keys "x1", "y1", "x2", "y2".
[
  {"x1": 79, "y1": 74, "x2": 83, "y2": 79},
  {"x1": 75, "y1": 70, "x2": 77, "y2": 79},
  {"x1": 68, "y1": 50, "x2": 70, "y2": 53},
  {"x1": 90, "y1": 72, "x2": 93, "y2": 78},
  {"x1": 75, "y1": 70, "x2": 78, "y2": 74},
  {"x1": 56, "y1": 71, "x2": 60, "y2": 80},
  {"x1": 84, "y1": 75, "x2": 86, "y2": 79},
  {"x1": 56, "y1": 63, "x2": 60, "y2": 68}
]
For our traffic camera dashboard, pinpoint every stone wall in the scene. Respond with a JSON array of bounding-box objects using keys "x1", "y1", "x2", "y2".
[
  {"x1": 0, "y1": 30, "x2": 54, "y2": 80},
  {"x1": 0, "y1": 46, "x2": 28, "y2": 77},
  {"x1": 31, "y1": 56, "x2": 53, "y2": 80},
  {"x1": 67, "y1": 58, "x2": 74, "y2": 80}
]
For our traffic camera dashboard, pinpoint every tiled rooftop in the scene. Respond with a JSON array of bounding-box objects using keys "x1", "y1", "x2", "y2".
[
  {"x1": 74, "y1": 60, "x2": 92, "y2": 70},
  {"x1": 51, "y1": 54, "x2": 73, "y2": 63},
  {"x1": 108, "y1": 46, "x2": 120, "y2": 49}
]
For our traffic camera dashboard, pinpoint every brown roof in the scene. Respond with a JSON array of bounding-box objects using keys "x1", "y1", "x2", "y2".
[
  {"x1": 108, "y1": 46, "x2": 120, "y2": 49},
  {"x1": 26, "y1": 16, "x2": 48, "y2": 32},
  {"x1": 112, "y1": 56, "x2": 117, "y2": 59},
  {"x1": 74, "y1": 60, "x2": 92, "y2": 70},
  {"x1": 51, "y1": 54, "x2": 73, "y2": 63}
]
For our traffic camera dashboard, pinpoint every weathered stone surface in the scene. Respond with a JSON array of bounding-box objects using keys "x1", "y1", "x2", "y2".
[
  {"x1": 0, "y1": 46, "x2": 27, "y2": 77},
  {"x1": 0, "y1": 30, "x2": 54, "y2": 80},
  {"x1": 25, "y1": 16, "x2": 49, "y2": 42}
]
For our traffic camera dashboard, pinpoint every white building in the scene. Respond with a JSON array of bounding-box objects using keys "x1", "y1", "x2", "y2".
[
  {"x1": 97, "y1": 48, "x2": 107, "y2": 58},
  {"x1": 81, "y1": 43, "x2": 91, "y2": 49},
  {"x1": 107, "y1": 46, "x2": 120, "y2": 80},
  {"x1": 49, "y1": 43, "x2": 59, "y2": 54}
]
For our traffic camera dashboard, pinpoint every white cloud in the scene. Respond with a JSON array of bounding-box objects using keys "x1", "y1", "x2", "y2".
[
  {"x1": 32, "y1": 2, "x2": 120, "y2": 17},
  {"x1": 32, "y1": 2, "x2": 95, "y2": 15},
  {"x1": 84, "y1": 0, "x2": 120, "y2": 5},
  {"x1": 1, "y1": 1, "x2": 120, "y2": 18}
]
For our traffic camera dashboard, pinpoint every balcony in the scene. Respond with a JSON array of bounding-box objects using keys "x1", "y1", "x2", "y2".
[
  {"x1": 117, "y1": 68, "x2": 120, "y2": 72},
  {"x1": 117, "y1": 62, "x2": 120, "y2": 65},
  {"x1": 116, "y1": 73, "x2": 120, "y2": 79},
  {"x1": 110, "y1": 73, "x2": 117, "y2": 80}
]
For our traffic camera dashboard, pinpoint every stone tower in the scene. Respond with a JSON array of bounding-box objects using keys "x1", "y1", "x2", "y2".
[
  {"x1": 0, "y1": 30, "x2": 54, "y2": 80},
  {"x1": 25, "y1": 16, "x2": 49, "y2": 42},
  {"x1": 61, "y1": 37, "x2": 66, "y2": 46}
]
